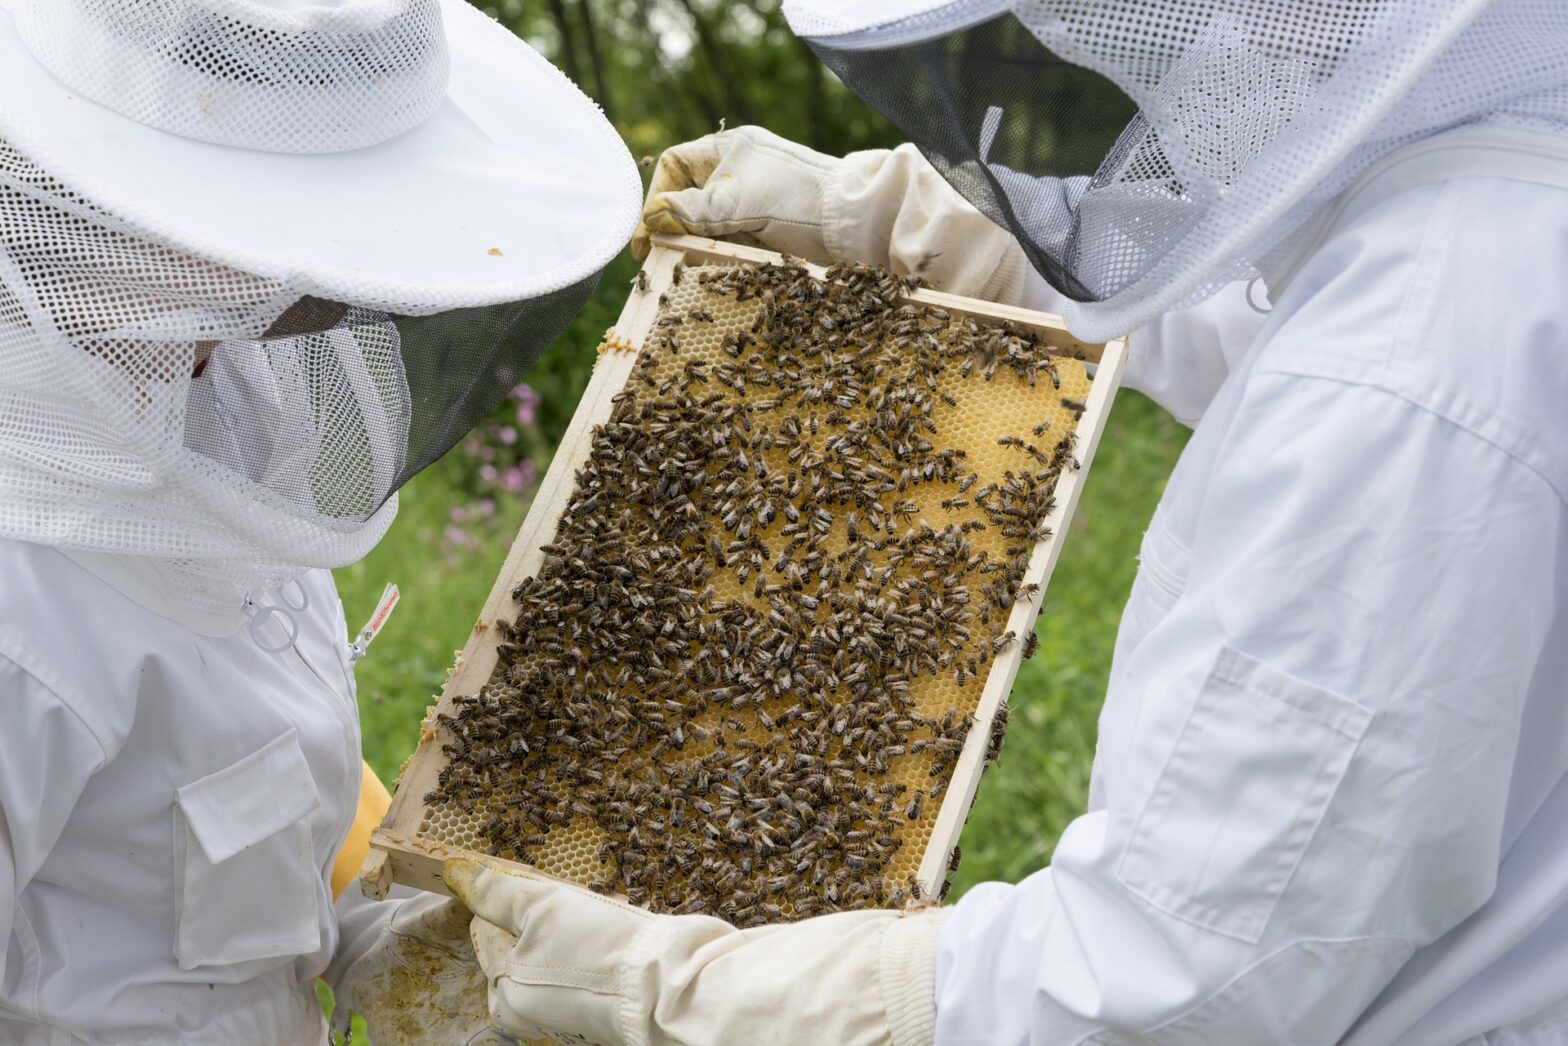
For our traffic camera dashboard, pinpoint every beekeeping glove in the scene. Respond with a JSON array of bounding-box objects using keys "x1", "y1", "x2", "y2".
[
  {"x1": 634, "y1": 126, "x2": 838, "y2": 264},
  {"x1": 328, "y1": 887, "x2": 508, "y2": 1045},
  {"x1": 635, "y1": 129, "x2": 1029, "y2": 305},
  {"x1": 825, "y1": 144, "x2": 1033, "y2": 305},
  {"x1": 445, "y1": 856, "x2": 943, "y2": 1046}
]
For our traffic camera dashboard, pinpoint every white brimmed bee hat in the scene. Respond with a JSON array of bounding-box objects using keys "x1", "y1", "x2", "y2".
[{"x1": 0, "y1": 0, "x2": 640, "y2": 629}]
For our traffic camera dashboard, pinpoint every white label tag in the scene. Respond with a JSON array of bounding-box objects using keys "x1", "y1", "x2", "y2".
[{"x1": 349, "y1": 583, "x2": 400, "y2": 661}]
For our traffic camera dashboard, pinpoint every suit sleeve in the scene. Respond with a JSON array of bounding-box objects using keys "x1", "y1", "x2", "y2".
[
  {"x1": 0, "y1": 656, "x2": 110, "y2": 987},
  {"x1": 932, "y1": 371, "x2": 1561, "y2": 1043}
]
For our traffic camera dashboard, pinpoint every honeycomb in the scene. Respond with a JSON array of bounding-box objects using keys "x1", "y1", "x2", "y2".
[{"x1": 419, "y1": 258, "x2": 1093, "y2": 922}]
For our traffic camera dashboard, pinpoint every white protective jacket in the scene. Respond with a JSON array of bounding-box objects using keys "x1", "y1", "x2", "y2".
[
  {"x1": 0, "y1": 546, "x2": 392, "y2": 1043},
  {"x1": 917, "y1": 127, "x2": 1568, "y2": 1044}
]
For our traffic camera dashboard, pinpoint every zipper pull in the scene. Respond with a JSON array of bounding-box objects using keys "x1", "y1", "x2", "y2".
[{"x1": 348, "y1": 583, "x2": 400, "y2": 662}]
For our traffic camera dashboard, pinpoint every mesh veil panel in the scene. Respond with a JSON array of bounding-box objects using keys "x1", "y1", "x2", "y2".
[
  {"x1": 0, "y1": 132, "x2": 601, "y2": 599},
  {"x1": 811, "y1": 13, "x2": 1139, "y2": 302},
  {"x1": 182, "y1": 275, "x2": 598, "y2": 524},
  {"x1": 397, "y1": 275, "x2": 598, "y2": 485},
  {"x1": 802, "y1": 2, "x2": 1568, "y2": 335}
]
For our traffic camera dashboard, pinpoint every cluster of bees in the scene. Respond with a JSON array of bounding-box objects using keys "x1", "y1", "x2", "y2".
[{"x1": 428, "y1": 257, "x2": 1086, "y2": 926}]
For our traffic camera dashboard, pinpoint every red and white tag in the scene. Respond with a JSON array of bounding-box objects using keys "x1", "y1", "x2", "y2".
[{"x1": 349, "y1": 583, "x2": 400, "y2": 661}]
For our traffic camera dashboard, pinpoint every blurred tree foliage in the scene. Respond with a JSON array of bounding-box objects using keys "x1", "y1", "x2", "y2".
[
  {"x1": 477, "y1": 0, "x2": 906, "y2": 161},
  {"x1": 469, "y1": 0, "x2": 911, "y2": 445},
  {"x1": 469, "y1": 0, "x2": 1130, "y2": 445}
]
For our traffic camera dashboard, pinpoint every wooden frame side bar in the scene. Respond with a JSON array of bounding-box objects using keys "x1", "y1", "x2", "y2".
[{"x1": 913, "y1": 335, "x2": 1127, "y2": 892}]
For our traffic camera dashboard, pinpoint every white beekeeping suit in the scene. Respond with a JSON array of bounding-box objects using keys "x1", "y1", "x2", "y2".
[
  {"x1": 931, "y1": 135, "x2": 1568, "y2": 1045},
  {"x1": 0, "y1": 0, "x2": 640, "y2": 1041},
  {"x1": 441, "y1": 4, "x2": 1568, "y2": 1045}
]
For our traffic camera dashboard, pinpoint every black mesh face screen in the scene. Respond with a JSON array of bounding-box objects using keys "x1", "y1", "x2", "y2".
[
  {"x1": 183, "y1": 267, "x2": 601, "y2": 524},
  {"x1": 395, "y1": 268, "x2": 601, "y2": 483},
  {"x1": 810, "y1": 13, "x2": 1147, "y2": 301}
]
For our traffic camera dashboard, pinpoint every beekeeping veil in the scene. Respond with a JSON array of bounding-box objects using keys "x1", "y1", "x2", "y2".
[
  {"x1": 783, "y1": 1, "x2": 1568, "y2": 341},
  {"x1": 0, "y1": 0, "x2": 640, "y2": 627}
]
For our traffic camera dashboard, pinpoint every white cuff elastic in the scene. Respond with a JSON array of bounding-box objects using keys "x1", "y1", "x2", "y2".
[{"x1": 882, "y1": 909, "x2": 944, "y2": 1046}]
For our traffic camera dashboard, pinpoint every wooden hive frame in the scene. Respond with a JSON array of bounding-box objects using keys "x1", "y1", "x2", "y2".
[{"x1": 363, "y1": 233, "x2": 1127, "y2": 902}]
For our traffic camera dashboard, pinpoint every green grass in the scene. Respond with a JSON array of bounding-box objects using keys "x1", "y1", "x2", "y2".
[{"x1": 335, "y1": 389, "x2": 1187, "y2": 899}]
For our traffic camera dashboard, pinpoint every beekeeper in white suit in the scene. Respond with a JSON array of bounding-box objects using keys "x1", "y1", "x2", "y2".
[
  {"x1": 0, "y1": 0, "x2": 639, "y2": 1041},
  {"x1": 447, "y1": 2, "x2": 1568, "y2": 1044}
]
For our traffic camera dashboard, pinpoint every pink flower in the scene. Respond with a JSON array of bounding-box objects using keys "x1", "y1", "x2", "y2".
[
  {"x1": 494, "y1": 365, "x2": 514, "y2": 386},
  {"x1": 463, "y1": 436, "x2": 481, "y2": 456},
  {"x1": 448, "y1": 505, "x2": 468, "y2": 523},
  {"x1": 480, "y1": 464, "x2": 498, "y2": 483},
  {"x1": 500, "y1": 465, "x2": 527, "y2": 492},
  {"x1": 444, "y1": 523, "x2": 478, "y2": 548},
  {"x1": 478, "y1": 498, "x2": 496, "y2": 517},
  {"x1": 512, "y1": 383, "x2": 541, "y2": 426},
  {"x1": 497, "y1": 426, "x2": 518, "y2": 445},
  {"x1": 518, "y1": 459, "x2": 536, "y2": 486}
]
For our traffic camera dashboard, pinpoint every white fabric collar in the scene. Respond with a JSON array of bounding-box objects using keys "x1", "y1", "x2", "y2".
[{"x1": 60, "y1": 549, "x2": 251, "y2": 638}]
